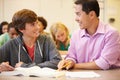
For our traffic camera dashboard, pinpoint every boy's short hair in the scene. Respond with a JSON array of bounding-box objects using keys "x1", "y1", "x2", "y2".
[{"x1": 12, "y1": 9, "x2": 37, "y2": 35}]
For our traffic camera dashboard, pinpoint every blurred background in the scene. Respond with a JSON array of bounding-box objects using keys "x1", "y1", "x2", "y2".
[{"x1": 0, "y1": 0, "x2": 120, "y2": 33}]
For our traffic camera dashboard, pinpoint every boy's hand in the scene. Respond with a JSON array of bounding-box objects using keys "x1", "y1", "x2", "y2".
[
  {"x1": 15, "y1": 62, "x2": 24, "y2": 68},
  {"x1": 0, "y1": 62, "x2": 14, "y2": 72}
]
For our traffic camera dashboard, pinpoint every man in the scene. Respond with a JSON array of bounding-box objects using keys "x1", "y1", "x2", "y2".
[
  {"x1": 58, "y1": 0, "x2": 120, "y2": 70},
  {"x1": 0, "y1": 9, "x2": 61, "y2": 72},
  {"x1": 0, "y1": 22, "x2": 18, "y2": 47}
]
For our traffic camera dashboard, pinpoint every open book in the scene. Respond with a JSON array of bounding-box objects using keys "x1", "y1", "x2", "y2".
[
  {"x1": 0, "y1": 66, "x2": 100, "y2": 78},
  {"x1": 0, "y1": 66, "x2": 65, "y2": 78}
]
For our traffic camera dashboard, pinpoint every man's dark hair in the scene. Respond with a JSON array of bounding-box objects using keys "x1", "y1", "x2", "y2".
[
  {"x1": 38, "y1": 16, "x2": 47, "y2": 29},
  {"x1": 74, "y1": 0, "x2": 100, "y2": 17},
  {"x1": 12, "y1": 9, "x2": 37, "y2": 35}
]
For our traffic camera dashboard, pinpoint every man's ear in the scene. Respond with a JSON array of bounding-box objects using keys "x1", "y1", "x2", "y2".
[{"x1": 89, "y1": 11, "x2": 96, "y2": 19}]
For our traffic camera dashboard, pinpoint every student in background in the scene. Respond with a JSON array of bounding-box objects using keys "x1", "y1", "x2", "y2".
[
  {"x1": 0, "y1": 22, "x2": 18, "y2": 47},
  {"x1": 0, "y1": 9, "x2": 61, "y2": 72},
  {"x1": 50, "y1": 22, "x2": 70, "y2": 55},
  {"x1": 0, "y1": 21, "x2": 9, "y2": 35},
  {"x1": 38, "y1": 16, "x2": 49, "y2": 35},
  {"x1": 58, "y1": 0, "x2": 120, "y2": 70}
]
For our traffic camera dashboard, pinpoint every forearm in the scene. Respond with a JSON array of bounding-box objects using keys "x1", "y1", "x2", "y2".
[{"x1": 74, "y1": 61, "x2": 101, "y2": 70}]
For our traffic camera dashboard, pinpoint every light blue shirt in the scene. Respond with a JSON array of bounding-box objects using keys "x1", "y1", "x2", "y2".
[{"x1": 66, "y1": 21, "x2": 120, "y2": 70}]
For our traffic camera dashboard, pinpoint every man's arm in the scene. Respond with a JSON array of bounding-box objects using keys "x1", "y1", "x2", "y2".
[
  {"x1": 58, "y1": 59, "x2": 101, "y2": 70},
  {"x1": 74, "y1": 61, "x2": 101, "y2": 70}
]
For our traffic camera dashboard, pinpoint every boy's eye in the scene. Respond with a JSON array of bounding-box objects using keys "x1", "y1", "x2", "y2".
[
  {"x1": 31, "y1": 21, "x2": 38, "y2": 26},
  {"x1": 31, "y1": 23, "x2": 36, "y2": 26}
]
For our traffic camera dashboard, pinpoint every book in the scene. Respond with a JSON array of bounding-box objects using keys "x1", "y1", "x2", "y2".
[
  {"x1": 0, "y1": 66, "x2": 100, "y2": 78},
  {"x1": 0, "y1": 66, "x2": 65, "y2": 78}
]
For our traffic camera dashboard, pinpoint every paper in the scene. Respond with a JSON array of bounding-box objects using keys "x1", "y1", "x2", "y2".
[
  {"x1": 66, "y1": 71, "x2": 100, "y2": 78},
  {"x1": 0, "y1": 66, "x2": 65, "y2": 78}
]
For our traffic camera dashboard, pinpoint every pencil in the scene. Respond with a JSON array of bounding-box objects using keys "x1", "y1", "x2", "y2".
[
  {"x1": 62, "y1": 62, "x2": 71, "y2": 68},
  {"x1": 58, "y1": 61, "x2": 71, "y2": 71}
]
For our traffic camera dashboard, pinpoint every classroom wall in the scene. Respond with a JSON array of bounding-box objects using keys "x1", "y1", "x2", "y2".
[
  {"x1": 0, "y1": 0, "x2": 4, "y2": 21},
  {"x1": 0, "y1": 0, "x2": 78, "y2": 34},
  {"x1": 0, "y1": 0, "x2": 120, "y2": 33},
  {"x1": 105, "y1": 0, "x2": 120, "y2": 32}
]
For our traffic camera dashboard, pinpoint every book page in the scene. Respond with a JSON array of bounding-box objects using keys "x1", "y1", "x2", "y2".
[
  {"x1": 0, "y1": 66, "x2": 41, "y2": 76},
  {"x1": 0, "y1": 66, "x2": 65, "y2": 77},
  {"x1": 30, "y1": 67, "x2": 65, "y2": 77}
]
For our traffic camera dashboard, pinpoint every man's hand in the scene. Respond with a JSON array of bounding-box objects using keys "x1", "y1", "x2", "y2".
[{"x1": 57, "y1": 59, "x2": 75, "y2": 70}]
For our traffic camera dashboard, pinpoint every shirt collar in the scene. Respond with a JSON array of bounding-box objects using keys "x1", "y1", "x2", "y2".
[
  {"x1": 81, "y1": 21, "x2": 105, "y2": 38},
  {"x1": 95, "y1": 21, "x2": 105, "y2": 34}
]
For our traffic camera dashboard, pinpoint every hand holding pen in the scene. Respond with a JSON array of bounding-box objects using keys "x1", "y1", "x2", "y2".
[{"x1": 57, "y1": 59, "x2": 75, "y2": 70}]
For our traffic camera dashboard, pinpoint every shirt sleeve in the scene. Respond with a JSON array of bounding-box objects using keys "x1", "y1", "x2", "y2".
[
  {"x1": 65, "y1": 32, "x2": 77, "y2": 63},
  {"x1": 95, "y1": 31, "x2": 120, "y2": 70}
]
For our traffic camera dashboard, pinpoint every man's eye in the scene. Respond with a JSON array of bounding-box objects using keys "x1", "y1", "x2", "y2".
[
  {"x1": 76, "y1": 13, "x2": 81, "y2": 17},
  {"x1": 31, "y1": 22, "x2": 38, "y2": 26}
]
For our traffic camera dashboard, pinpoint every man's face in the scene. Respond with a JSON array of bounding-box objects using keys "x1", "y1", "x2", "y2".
[
  {"x1": 8, "y1": 28, "x2": 18, "y2": 39},
  {"x1": 74, "y1": 4, "x2": 91, "y2": 29}
]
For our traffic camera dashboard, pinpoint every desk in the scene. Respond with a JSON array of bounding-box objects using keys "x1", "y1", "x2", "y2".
[{"x1": 0, "y1": 69, "x2": 120, "y2": 80}]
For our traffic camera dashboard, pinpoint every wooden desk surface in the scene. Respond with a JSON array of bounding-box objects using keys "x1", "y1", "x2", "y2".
[{"x1": 0, "y1": 69, "x2": 120, "y2": 80}]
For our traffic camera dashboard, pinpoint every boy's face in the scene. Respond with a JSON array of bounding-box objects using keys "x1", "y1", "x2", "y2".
[
  {"x1": 20, "y1": 21, "x2": 40, "y2": 38},
  {"x1": 8, "y1": 28, "x2": 18, "y2": 39}
]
